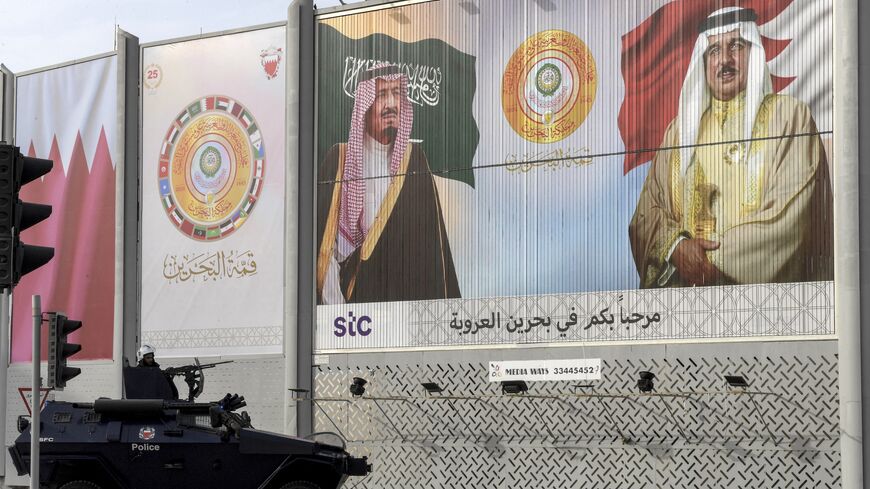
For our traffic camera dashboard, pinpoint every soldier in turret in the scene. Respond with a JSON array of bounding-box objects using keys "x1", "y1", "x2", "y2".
[{"x1": 136, "y1": 344, "x2": 160, "y2": 368}]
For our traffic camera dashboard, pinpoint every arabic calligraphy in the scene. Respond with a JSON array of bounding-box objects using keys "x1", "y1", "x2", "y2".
[
  {"x1": 448, "y1": 295, "x2": 662, "y2": 337},
  {"x1": 163, "y1": 250, "x2": 258, "y2": 283},
  {"x1": 342, "y1": 56, "x2": 442, "y2": 107},
  {"x1": 185, "y1": 199, "x2": 234, "y2": 221},
  {"x1": 504, "y1": 146, "x2": 593, "y2": 173}
]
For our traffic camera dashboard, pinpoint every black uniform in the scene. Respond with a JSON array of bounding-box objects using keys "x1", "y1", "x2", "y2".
[{"x1": 136, "y1": 359, "x2": 179, "y2": 399}]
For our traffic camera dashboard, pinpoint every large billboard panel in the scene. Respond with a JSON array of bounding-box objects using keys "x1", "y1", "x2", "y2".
[
  {"x1": 13, "y1": 55, "x2": 118, "y2": 361},
  {"x1": 141, "y1": 26, "x2": 286, "y2": 357},
  {"x1": 315, "y1": 0, "x2": 833, "y2": 351}
]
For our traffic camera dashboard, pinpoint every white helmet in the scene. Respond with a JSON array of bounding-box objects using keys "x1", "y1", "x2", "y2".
[{"x1": 137, "y1": 344, "x2": 156, "y2": 362}]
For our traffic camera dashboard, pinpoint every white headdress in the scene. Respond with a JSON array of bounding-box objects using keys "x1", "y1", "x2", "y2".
[{"x1": 678, "y1": 6, "x2": 772, "y2": 175}]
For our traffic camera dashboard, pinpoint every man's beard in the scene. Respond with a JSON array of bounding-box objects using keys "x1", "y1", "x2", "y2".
[{"x1": 384, "y1": 126, "x2": 398, "y2": 141}]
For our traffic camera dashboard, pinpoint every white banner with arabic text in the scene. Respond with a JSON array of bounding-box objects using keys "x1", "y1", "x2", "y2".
[{"x1": 315, "y1": 281, "x2": 834, "y2": 352}]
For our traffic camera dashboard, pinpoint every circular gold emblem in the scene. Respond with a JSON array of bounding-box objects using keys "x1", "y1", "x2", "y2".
[
  {"x1": 501, "y1": 30, "x2": 597, "y2": 143},
  {"x1": 158, "y1": 96, "x2": 265, "y2": 241}
]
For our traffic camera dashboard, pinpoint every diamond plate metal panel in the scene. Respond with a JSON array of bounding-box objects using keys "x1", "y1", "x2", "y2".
[{"x1": 316, "y1": 353, "x2": 840, "y2": 487}]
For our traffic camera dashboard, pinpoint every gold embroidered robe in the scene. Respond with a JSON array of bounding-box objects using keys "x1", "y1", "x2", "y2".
[
  {"x1": 629, "y1": 93, "x2": 833, "y2": 288},
  {"x1": 316, "y1": 143, "x2": 461, "y2": 304}
]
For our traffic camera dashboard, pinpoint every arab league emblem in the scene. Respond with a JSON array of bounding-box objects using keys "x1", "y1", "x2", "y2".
[
  {"x1": 260, "y1": 47, "x2": 283, "y2": 80},
  {"x1": 501, "y1": 30, "x2": 597, "y2": 144},
  {"x1": 158, "y1": 96, "x2": 266, "y2": 241}
]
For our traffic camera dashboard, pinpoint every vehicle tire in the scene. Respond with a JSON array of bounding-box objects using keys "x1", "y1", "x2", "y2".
[
  {"x1": 279, "y1": 481, "x2": 321, "y2": 489},
  {"x1": 59, "y1": 482, "x2": 102, "y2": 489}
]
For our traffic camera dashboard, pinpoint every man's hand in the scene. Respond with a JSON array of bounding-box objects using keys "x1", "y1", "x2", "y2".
[{"x1": 671, "y1": 238, "x2": 720, "y2": 286}]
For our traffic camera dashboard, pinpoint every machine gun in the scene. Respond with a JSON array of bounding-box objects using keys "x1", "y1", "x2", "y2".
[{"x1": 164, "y1": 358, "x2": 234, "y2": 402}]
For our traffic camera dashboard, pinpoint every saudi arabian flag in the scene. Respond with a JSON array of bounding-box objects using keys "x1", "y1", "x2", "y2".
[{"x1": 317, "y1": 24, "x2": 479, "y2": 187}]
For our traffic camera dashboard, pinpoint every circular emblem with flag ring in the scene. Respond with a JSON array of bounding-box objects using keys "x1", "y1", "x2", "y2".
[
  {"x1": 501, "y1": 30, "x2": 597, "y2": 144},
  {"x1": 158, "y1": 96, "x2": 265, "y2": 241}
]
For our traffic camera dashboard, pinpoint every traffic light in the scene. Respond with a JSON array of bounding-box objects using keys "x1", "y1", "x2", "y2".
[
  {"x1": 0, "y1": 144, "x2": 54, "y2": 290},
  {"x1": 47, "y1": 312, "x2": 83, "y2": 389}
]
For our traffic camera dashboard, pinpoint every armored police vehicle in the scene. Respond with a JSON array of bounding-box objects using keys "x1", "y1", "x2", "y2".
[{"x1": 8, "y1": 363, "x2": 370, "y2": 489}]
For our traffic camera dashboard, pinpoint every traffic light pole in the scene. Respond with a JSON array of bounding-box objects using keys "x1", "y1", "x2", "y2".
[
  {"x1": 30, "y1": 295, "x2": 40, "y2": 489},
  {"x1": 0, "y1": 289, "x2": 9, "y2": 478}
]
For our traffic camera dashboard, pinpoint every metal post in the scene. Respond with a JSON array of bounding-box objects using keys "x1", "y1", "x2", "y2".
[
  {"x1": 30, "y1": 295, "x2": 40, "y2": 489},
  {"x1": 284, "y1": 0, "x2": 302, "y2": 437},
  {"x1": 294, "y1": 0, "x2": 315, "y2": 438},
  {"x1": 0, "y1": 290, "x2": 10, "y2": 477},
  {"x1": 0, "y1": 63, "x2": 15, "y2": 480},
  {"x1": 445, "y1": 400, "x2": 474, "y2": 439},
  {"x1": 596, "y1": 397, "x2": 631, "y2": 444},
  {"x1": 312, "y1": 400, "x2": 347, "y2": 441},
  {"x1": 524, "y1": 399, "x2": 556, "y2": 443},
  {"x1": 837, "y1": 0, "x2": 863, "y2": 485},
  {"x1": 372, "y1": 399, "x2": 405, "y2": 442},
  {"x1": 660, "y1": 397, "x2": 690, "y2": 442},
  {"x1": 117, "y1": 28, "x2": 141, "y2": 397},
  {"x1": 745, "y1": 393, "x2": 777, "y2": 446}
]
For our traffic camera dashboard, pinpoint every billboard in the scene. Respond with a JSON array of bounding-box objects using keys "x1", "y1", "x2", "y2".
[
  {"x1": 314, "y1": 0, "x2": 834, "y2": 351},
  {"x1": 13, "y1": 55, "x2": 119, "y2": 361},
  {"x1": 141, "y1": 26, "x2": 286, "y2": 357}
]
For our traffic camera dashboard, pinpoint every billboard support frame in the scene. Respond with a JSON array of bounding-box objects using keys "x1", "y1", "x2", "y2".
[
  {"x1": 138, "y1": 21, "x2": 287, "y2": 51},
  {"x1": 294, "y1": 0, "x2": 315, "y2": 438},
  {"x1": 1, "y1": 64, "x2": 12, "y2": 141},
  {"x1": 849, "y1": 0, "x2": 870, "y2": 483},
  {"x1": 117, "y1": 28, "x2": 140, "y2": 379},
  {"x1": 833, "y1": 0, "x2": 864, "y2": 485},
  {"x1": 14, "y1": 52, "x2": 116, "y2": 79},
  {"x1": 314, "y1": 0, "x2": 434, "y2": 19},
  {"x1": 0, "y1": 64, "x2": 13, "y2": 479},
  {"x1": 285, "y1": 1, "x2": 301, "y2": 436}
]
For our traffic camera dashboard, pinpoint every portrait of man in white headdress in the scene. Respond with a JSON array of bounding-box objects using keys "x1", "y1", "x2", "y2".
[
  {"x1": 316, "y1": 63, "x2": 460, "y2": 304},
  {"x1": 629, "y1": 7, "x2": 833, "y2": 288}
]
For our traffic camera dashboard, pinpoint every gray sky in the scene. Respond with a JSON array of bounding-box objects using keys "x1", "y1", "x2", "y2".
[{"x1": 0, "y1": 0, "x2": 362, "y2": 73}]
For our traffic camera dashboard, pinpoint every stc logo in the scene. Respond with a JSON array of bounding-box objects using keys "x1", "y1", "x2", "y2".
[{"x1": 333, "y1": 311, "x2": 373, "y2": 337}]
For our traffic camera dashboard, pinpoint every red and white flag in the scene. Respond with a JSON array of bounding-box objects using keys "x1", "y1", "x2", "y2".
[
  {"x1": 12, "y1": 56, "x2": 118, "y2": 362},
  {"x1": 617, "y1": 0, "x2": 831, "y2": 174}
]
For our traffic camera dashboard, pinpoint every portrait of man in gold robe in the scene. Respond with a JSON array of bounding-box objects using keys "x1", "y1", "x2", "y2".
[{"x1": 629, "y1": 6, "x2": 833, "y2": 288}]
